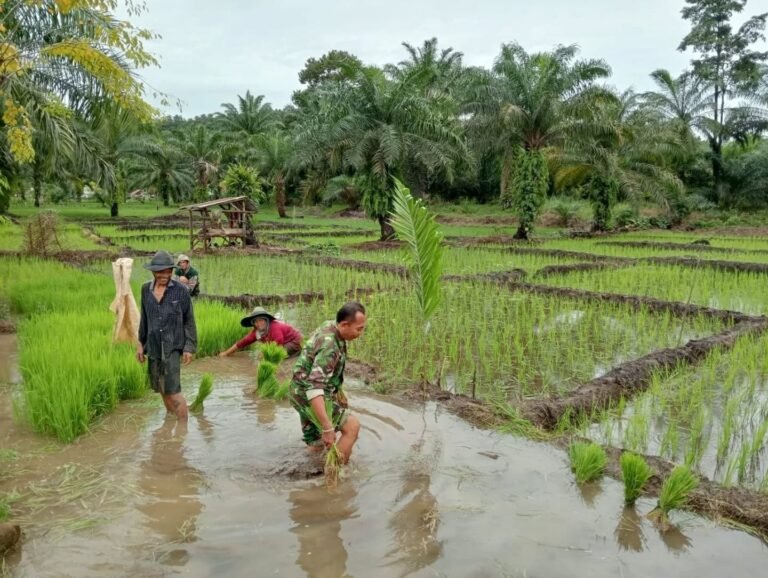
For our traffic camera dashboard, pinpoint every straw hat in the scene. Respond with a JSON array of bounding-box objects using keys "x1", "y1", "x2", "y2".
[
  {"x1": 176, "y1": 254, "x2": 191, "y2": 265},
  {"x1": 143, "y1": 250, "x2": 176, "y2": 272},
  {"x1": 240, "y1": 306, "x2": 276, "y2": 327}
]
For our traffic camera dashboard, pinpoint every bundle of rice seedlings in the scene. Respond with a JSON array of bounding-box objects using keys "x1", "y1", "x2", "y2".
[
  {"x1": 324, "y1": 444, "x2": 342, "y2": 487},
  {"x1": 260, "y1": 343, "x2": 288, "y2": 365},
  {"x1": 256, "y1": 344, "x2": 290, "y2": 399},
  {"x1": 569, "y1": 442, "x2": 607, "y2": 483},
  {"x1": 649, "y1": 465, "x2": 698, "y2": 526},
  {"x1": 189, "y1": 373, "x2": 213, "y2": 413},
  {"x1": 257, "y1": 362, "x2": 279, "y2": 397},
  {"x1": 620, "y1": 452, "x2": 653, "y2": 505},
  {"x1": 306, "y1": 397, "x2": 343, "y2": 486}
]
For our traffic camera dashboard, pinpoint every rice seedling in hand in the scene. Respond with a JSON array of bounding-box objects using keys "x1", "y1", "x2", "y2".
[
  {"x1": 569, "y1": 442, "x2": 607, "y2": 483},
  {"x1": 304, "y1": 397, "x2": 344, "y2": 486},
  {"x1": 649, "y1": 465, "x2": 698, "y2": 527},
  {"x1": 189, "y1": 373, "x2": 213, "y2": 414},
  {"x1": 620, "y1": 452, "x2": 653, "y2": 504}
]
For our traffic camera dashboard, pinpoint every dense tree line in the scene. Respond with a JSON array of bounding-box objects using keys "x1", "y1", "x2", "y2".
[{"x1": 1, "y1": 0, "x2": 767, "y2": 238}]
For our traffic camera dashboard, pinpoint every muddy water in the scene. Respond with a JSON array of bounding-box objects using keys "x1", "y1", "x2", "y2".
[{"x1": 2, "y1": 348, "x2": 767, "y2": 577}]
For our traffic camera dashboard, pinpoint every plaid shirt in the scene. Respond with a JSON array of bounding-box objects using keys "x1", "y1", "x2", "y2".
[{"x1": 138, "y1": 280, "x2": 197, "y2": 359}]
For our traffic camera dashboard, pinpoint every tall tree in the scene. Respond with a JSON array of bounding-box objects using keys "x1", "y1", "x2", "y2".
[
  {"x1": 0, "y1": 0, "x2": 157, "y2": 165},
  {"x1": 468, "y1": 43, "x2": 612, "y2": 238},
  {"x1": 322, "y1": 67, "x2": 467, "y2": 240},
  {"x1": 252, "y1": 132, "x2": 294, "y2": 218},
  {"x1": 217, "y1": 91, "x2": 280, "y2": 136},
  {"x1": 125, "y1": 140, "x2": 194, "y2": 206},
  {"x1": 554, "y1": 91, "x2": 685, "y2": 230},
  {"x1": 678, "y1": 0, "x2": 768, "y2": 203}
]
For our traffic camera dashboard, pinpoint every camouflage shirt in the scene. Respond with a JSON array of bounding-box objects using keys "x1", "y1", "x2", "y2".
[{"x1": 291, "y1": 321, "x2": 346, "y2": 402}]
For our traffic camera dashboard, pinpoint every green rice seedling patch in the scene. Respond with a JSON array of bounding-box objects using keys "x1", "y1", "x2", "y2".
[
  {"x1": 197, "y1": 255, "x2": 403, "y2": 296},
  {"x1": 343, "y1": 247, "x2": 584, "y2": 275},
  {"x1": 582, "y1": 333, "x2": 768, "y2": 489},
  {"x1": 289, "y1": 284, "x2": 723, "y2": 399},
  {"x1": 539, "y1": 263, "x2": 768, "y2": 315}
]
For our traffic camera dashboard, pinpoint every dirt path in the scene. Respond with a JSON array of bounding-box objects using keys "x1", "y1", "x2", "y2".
[{"x1": 3, "y1": 350, "x2": 767, "y2": 576}]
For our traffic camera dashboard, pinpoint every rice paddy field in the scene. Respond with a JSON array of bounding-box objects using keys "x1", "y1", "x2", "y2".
[{"x1": 3, "y1": 201, "x2": 768, "y2": 575}]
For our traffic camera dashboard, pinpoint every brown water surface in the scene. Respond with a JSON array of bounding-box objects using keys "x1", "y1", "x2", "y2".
[{"x1": 1, "y1": 347, "x2": 766, "y2": 577}]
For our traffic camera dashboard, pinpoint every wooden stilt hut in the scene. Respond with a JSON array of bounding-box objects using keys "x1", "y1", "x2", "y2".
[{"x1": 179, "y1": 196, "x2": 259, "y2": 252}]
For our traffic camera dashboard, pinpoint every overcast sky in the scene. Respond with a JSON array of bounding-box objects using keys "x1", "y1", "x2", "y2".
[{"x1": 126, "y1": 0, "x2": 758, "y2": 117}]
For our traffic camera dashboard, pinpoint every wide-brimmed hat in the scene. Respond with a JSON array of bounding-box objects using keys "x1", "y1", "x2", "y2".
[
  {"x1": 176, "y1": 254, "x2": 191, "y2": 265},
  {"x1": 240, "y1": 306, "x2": 276, "y2": 327},
  {"x1": 143, "y1": 250, "x2": 175, "y2": 272}
]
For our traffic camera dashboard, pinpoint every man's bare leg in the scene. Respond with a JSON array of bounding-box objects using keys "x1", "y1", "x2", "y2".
[
  {"x1": 336, "y1": 415, "x2": 360, "y2": 464},
  {"x1": 163, "y1": 393, "x2": 188, "y2": 421}
]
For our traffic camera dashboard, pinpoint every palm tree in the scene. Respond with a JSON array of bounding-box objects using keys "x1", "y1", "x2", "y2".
[
  {"x1": 645, "y1": 68, "x2": 768, "y2": 204},
  {"x1": 386, "y1": 38, "x2": 464, "y2": 97},
  {"x1": 125, "y1": 140, "x2": 194, "y2": 206},
  {"x1": 322, "y1": 67, "x2": 467, "y2": 239},
  {"x1": 252, "y1": 132, "x2": 294, "y2": 218},
  {"x1": 468, "y1": 43, "x2": 612, "y2": 239},
  {"x1": 643, "y1": 70, "x2": 712, "y2": 145},
  {"x1": 553, "y1": 92, "x2": 684, "y2": 230},
  {"x1": 173, "y1": 125, "x2": 236, "y2": 200},
  {"x1": 0, "y1": 1, "x2": 156, "y2": 165},
  {"x1": 87, "y1": 104, "x2": 145, "y2": 216},
  {"x1": 217, "y1": 91, "x2": 280, "y2": 136}
]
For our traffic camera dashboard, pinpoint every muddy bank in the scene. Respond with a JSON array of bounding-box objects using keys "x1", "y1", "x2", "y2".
[
  {"x1": 0, "y1": 319, "x2": 16, "y2": 334},
  {"x1": 0, "y1": 523, "x2": 21, "y2": 553},
  {"x1": 346, "y1": 240, "x2": 404, "y2": 251},
  {"x1": 443, "y1": 269, "x2": 528, "y2": 283},
  {"x1": 296, "y1": 255, "x2": 409, "y2": 276},
  {"x1": 497, "y1": 245, "x2": 629, "y2": 263},
  {"x1": 506, "y1": 281, "x2": 752, "y2": 323},
  {"x1": 534, "y1": 261, "x2": 628, "y2": 278},
  {"x1": 521, "y1": 317, "x2": 768, "y2": 430},
  {"x1": 646, "y1": 256, "x2": 768, "y2": 275},
  {"x1": 599, "y1": 240, "x2": 758, "y2": 255},
  {"x1": 268, "y1": 230, "x2": 374, "y2": 239},
  {"x1": 201, "y1": 287, "x2": 380, "y2": 309},
  {"x1": 597, "y1": 445, "x2": 768, "y2": 541}
]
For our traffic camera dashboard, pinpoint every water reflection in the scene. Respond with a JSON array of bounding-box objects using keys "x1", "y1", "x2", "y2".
[
  {"x1": 137, "y1": 418, "x2": 204, "y2": 566},
  {"x1": 614, "y1": 506, "x2": 646, "y2": 552},
  {"x1": 289, "y1": 483, "x2": 358, "y2": 578},
  {"x1": 384, "y1": 405, "x2": 443, "y2": 577},
  {"x1": 659, "y1": 521, "x2": 693, "y2": 554},
  {"x1": 576, "y1": 480, "x2": 603, "y2": 508},
  {"x1": 385, "y1": 472, "x2": 442, "y2": 576},
  {"x1": 255, "y1": 398, "x2": 277, "y2": 425}
]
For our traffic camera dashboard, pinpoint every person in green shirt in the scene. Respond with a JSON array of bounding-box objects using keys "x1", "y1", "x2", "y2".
[
  {"x1": 174, "y1": 254, "x2": 199, "y2": 297},
  {"x1": 290, "y1": 301, "x2": 366, "y2": 464}
]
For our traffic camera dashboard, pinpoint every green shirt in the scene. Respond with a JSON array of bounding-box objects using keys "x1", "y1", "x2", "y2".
[
  {"x1": 174, "y1": 265, "x2": 198, "y2": 280},
  {"x1": 291, "y1": 321, "x2": 346, "y2": 403}
]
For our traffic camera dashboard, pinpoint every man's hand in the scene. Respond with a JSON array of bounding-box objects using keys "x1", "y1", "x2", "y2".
[
  {"x1": 322, "y1": 428, "x2": 337, "y2": 448},
  {"x1": 218, "y1": 350, "x2": 230, "y2": 358},
  {"x1": 136, "y1": 345, "x2": 145, "y2": 363},
  {"x1": 182, "y1": 352, "x2": 193, "y2": 365}
]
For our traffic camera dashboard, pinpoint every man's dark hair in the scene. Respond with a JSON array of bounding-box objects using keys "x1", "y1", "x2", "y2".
[{"x1": 336, "y1": 301, "x2": 366, "y2": 323}]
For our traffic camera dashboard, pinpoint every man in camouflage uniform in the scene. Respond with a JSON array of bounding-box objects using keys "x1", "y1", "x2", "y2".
[{"x1": 290, "y1": 302, "x2": 366, "y2": 463}]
